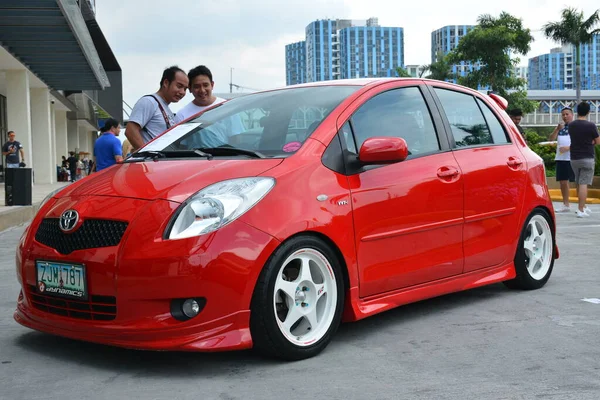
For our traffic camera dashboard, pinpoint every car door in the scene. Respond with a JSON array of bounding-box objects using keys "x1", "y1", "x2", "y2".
[
  {"x1": 428, "y1": 85, "x2": 527, "y2": 273},
  {"x1": 339, "y1": 83, "x2": 465, "y2": 298}
]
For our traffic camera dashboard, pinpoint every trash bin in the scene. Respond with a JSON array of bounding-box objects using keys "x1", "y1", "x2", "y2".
[{"x1": 4, "y1": 168, "x2": 32, "y2": 206}]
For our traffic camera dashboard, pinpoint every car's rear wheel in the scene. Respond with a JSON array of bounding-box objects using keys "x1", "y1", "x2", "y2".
[
  {"x1": 504, "y1": 209, "x2": 555, "y2": 290},
  {"x1": 250, "y1": 236, "x2": 344, "y2": 360}
]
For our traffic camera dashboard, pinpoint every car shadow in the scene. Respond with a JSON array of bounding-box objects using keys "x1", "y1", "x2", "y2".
[{"x1": 13, "y1": 283, "x2": 514, "y2": 374}]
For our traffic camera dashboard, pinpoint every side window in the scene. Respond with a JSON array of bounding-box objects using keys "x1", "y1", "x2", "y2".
[
  {"x1": 350, "y1": 87, "x2": 440, "y2": 156},
  {"x1": 340, "y1": 121, "x2": 358, "y2": 154},
  {"x1": 476, "y1": 98, "x2": 510, "y2": 144},
  {"x1": 434, "y1": 88, "x2": 493, "y2": 147}
]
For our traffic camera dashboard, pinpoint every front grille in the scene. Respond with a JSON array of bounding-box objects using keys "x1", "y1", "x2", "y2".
[
  {"x1": 35, "y1": 218, "x2": 128, "y2": 254},
  {"x1": 28, "y1": 285, "x2": 117, "y2": 321}
]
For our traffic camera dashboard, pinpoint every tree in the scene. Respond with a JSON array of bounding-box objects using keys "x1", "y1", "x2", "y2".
[
  {"x1": 422, "y1": 52, "x2": 455, "y2": 81},
  {"x1": 543, "y1": 7, "x2": 600, "y2": 104},
  {"x1": 395, "y1": 67, "x2": 412, "y2": 78},
  {"x1": 447, "y1": 12, "x2": 537, "y2": 112}
]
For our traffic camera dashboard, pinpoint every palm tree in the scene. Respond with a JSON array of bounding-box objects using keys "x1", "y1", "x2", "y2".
[
  {"x1": 422, "y1": 52, "x2": 455, "y2": 82},
  {"x1": 543, "y1": 8, "x2": 600, "y2": 104}
]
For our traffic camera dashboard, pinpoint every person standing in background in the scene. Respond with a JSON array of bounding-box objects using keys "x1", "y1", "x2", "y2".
[{"x1": 548, "y1": 107, "x2": 575, "y2": 212}]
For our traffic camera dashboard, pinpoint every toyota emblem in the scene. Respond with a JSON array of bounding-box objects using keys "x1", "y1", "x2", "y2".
[{"x1": 59, "y1": 210, "x2": 79, "y2": 232}]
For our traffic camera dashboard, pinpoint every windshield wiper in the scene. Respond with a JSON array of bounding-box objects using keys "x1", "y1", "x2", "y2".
[
  {"x1": 128, "y1": 150, "x2": 167, "y2": 161},
  {"x1": 195, "y1": 146, "x2": 266, "y2": 159}
]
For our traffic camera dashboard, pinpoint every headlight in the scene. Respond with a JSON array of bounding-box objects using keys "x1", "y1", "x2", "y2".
[
  {"x1": 166, "y1": 177, "x2": 275, "y2": 240},
  {"x1": 39, "y1": 186, "x2": 65, "y2": 210}
]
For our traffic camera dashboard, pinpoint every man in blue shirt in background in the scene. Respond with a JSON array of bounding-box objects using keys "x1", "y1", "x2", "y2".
[{"x1": 93, "y1": 118, "x2": 123, "y2": 172}]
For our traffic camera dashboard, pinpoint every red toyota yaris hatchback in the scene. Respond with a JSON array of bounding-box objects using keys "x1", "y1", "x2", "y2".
[{"x1": 15, "y1": 78, "x2": 558, "y2": 360}]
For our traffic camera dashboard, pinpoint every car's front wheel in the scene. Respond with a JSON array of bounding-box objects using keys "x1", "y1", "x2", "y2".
[
  {"x1": 250, "y1": 236, "x2": 344, "y2": 360},
  {"x1": 504, "y1": 208, "x2": 555, "y2": 290}
]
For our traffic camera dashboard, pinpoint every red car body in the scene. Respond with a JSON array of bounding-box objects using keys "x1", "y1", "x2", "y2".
[{"x1": 14, "y1": 78, "x2": 557, "y2": 356}]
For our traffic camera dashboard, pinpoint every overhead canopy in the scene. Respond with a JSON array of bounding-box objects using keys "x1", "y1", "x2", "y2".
[{"x1": 0, "y1": 0, "x2": 110, "y2": 91}]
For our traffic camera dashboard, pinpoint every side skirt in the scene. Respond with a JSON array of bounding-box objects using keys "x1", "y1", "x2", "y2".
[{"x1": 342, "y1": 262, "x2": 516, "y2": 322}]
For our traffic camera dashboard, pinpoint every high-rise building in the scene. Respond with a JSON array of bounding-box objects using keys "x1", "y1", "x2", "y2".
[
  {"x1": 339, "y1": 23, "x2": 404, "y2": 79},
  {"x1": 528, "y1": 47, "x2": 573, "y2": 90},
  {"x1": 286, "y1": 17, "x2": 404, "y2": 84},
  {"x1": 285, "y1": 41, "x2": 307, "y2": 85},
  {"x1": 431, "y1": 25, "x2": 484, "y2": 83},
  {"x1": 514, "y1": 66, "x2": 529, "y2": 84},
  {"x1": 579, "y1": 34, "x2": 600, "y2": 90},
  {"x1": 528, "y1": 36, "x2": 600, "y2": 90}
]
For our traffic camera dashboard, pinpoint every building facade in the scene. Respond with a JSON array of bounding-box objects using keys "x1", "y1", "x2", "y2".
[
  {"x1": 514, "y1": 66, "x2": 529, "y2": 84},
  {"x1": 339, "y1": 23, "x2": 404, "y2": 79},
  {"x1": 0, "y1": 0, "x2": 122, "y2": 184},
  {"x1": 528, "y1": 47, "x2": 574, "y2": 90},
  {"x1": 405, "y1": 64, "x2": 425, "y2": 78},
  {"x1": 431, "y1": 25, "x2": 483, "y2": 83},
  {"x1": 528, "y1": 36, "x2": 599, "y2": 91},
  {"x1": 285, "y1": 41, "x2": 307, "y2": 85},
  {"x1": 286, "y1": 17, "x2": 404, "y2": 84}
]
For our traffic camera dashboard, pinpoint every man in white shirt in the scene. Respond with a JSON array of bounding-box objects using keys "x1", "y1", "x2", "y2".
[
  {"x1": 125, "y1": 66, "x2": 189, "y2": 150},
  {"x1": 176, "y1": 65, "x2": 225, "y2": 123},
  {"x1": 176, "y1": 65, "x2": 246, "y2": 148},
  {"x1": 548, "y1": 107, "x2": 575, "y2": 212}
]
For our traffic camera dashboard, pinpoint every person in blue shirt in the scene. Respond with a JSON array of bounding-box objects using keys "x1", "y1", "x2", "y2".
[{"x1": 93, "y1": 118, "x2": 123, "y2": 172}]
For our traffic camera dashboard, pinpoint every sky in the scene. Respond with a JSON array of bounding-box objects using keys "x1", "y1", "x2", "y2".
[{"x1": 95, "y1": 0, "x2": 599, "y2": 114}]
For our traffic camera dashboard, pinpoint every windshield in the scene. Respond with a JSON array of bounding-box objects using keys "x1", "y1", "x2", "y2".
[{"x1": 142, "y1": 86, "x2": 359, "y2": 158}]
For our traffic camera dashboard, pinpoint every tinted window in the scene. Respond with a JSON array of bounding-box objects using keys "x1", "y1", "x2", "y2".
[
  {"x1": 350, "y1": 87, "x2": 440, "y2": 156},
  {"x1": 434, "y1": 88, "x2": 493, "y2": 147},
  {"x1": 476, "y1": 98, "x2": 510, "y2": 144},
  {"x1": 164, "y1": 86, "x2": 359, "y2": 157}
]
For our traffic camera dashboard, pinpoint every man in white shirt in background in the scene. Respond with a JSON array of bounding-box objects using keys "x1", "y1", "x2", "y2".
[
  {"x1": 176, "y1": 65, "x2": 225, "y2": 122},
  {"x1": 548, "y1": 107, "x2": 576, "y2": 212}
]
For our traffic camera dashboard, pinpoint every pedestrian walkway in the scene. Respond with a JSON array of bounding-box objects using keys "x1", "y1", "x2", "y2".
[{"x1": 0, "y1": 182, "x2": 70, "y2": 232}]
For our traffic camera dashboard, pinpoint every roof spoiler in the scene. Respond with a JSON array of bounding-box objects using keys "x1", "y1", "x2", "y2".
[{"x1": 487, "y1": 92, "x2": 508, "y2": 110}]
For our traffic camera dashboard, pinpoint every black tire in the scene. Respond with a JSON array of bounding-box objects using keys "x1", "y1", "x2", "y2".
[
  {"x1": 504, "y1": 208, "x2": 555, "y2": 290},
  {"x1": 250, "y1": 236, "x2": 345, "y2": 360}
]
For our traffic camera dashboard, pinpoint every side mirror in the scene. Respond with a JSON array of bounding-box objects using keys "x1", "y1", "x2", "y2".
[{"x1": 358, "y1": 137, "x2": 409, "y2": 164}]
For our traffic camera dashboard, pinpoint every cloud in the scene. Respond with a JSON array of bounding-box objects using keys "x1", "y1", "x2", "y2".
[{"x1": 98, "y1": 0, "x2": 600, "y2": 111}]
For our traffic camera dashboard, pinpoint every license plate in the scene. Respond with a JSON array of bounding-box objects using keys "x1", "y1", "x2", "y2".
[{"x1": 36, "y1": 261, "x2": 87, "y2": 300}]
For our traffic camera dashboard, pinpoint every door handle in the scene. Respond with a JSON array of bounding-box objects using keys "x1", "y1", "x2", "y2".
[
  {"x1": 437, "y1": 167, "x2": 459, "y2": 178},
  {"x1": 507, "y1": 157, "x2": 523, "y2": 168}
]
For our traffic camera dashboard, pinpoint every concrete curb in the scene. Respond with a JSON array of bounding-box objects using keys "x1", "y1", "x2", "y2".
[{"x1": 0, "y1": 202, "x2": 40, "y2": 233}]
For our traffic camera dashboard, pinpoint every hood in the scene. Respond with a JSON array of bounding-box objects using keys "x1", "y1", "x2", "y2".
[{"x1": 58, "y1": 159, "x2": 283, "y2": 203}]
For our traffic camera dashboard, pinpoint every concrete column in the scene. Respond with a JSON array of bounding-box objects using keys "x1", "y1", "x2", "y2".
[
  {"x1": 50, "y1": 102, "x2": 57, "y2": 166},
  {"x1": 5, "y1": 70, "x2": 33, "y2": 168},
  {"x1": 67, "y1": 119, "x2": 79, "y2": 153},
  {"x1": 30, "y1": 88, "x2": 54, "y2": 184},
  {"x1": 79, "y1": 126, "x2": 90, "y2": 156},
  {"x1": 55, "y1": 111, "x2": 68, "y2": 164}
]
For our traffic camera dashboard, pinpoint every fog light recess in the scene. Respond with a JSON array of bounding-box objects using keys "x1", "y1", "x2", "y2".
[{"x1": 170, "y1": 297, "x2": 206, "y2": 321}]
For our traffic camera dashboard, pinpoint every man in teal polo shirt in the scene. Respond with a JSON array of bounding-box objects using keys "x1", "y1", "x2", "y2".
[{"x1": 93, "y1": 118, "x2": 123, "y2": 172}]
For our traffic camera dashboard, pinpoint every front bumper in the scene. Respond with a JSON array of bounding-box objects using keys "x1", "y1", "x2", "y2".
[{"x1": 14, "y1": 195, "x2": 280, "y2": 351}]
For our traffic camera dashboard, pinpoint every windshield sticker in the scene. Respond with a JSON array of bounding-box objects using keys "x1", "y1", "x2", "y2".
[
  {"x1": 283, "y1": 141, "x2": 302, "y2": 153},
  {"x1": 142, "y1": 123, "x2": 202, "y2": 151}
]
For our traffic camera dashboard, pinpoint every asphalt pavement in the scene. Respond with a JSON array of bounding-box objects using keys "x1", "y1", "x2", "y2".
[{"x1": 1, "y1": 204, "x2": 599, "y2": 400}]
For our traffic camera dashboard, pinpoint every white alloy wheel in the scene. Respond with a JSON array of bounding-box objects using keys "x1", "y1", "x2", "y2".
[
  {"x1": 522, "y1": 214, "x2": 553, "y2": 281},
  {"x1": 272, "y1": 248, "x2": 338, "y2": 346}
]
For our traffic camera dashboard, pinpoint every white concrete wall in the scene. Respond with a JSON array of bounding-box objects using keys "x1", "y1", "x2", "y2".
[
  {"x1": 30, "y1": 88, "x2": 54, "y2": 184},
  {"x1": 79, "y1": 126, "x2": 90, "y2": 155},
  {"x1": 5, "y1": 70, "x2": 33, "y2": 168},
  {"x1": 55, "y1": 111, "x2": 68, "y2": 164},
  {"x1": 67, "y1": 119, "x2": 79, "y2": 153},
  {"x1": 50, "y1": 102, "x2": 57, "y2": 166}
]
